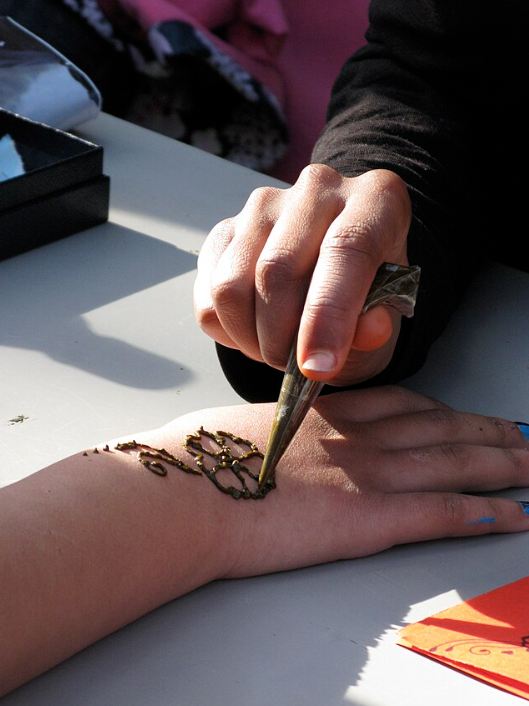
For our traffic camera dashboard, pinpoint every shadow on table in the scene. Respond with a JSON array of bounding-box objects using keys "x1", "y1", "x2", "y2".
[
  {"x1": 3, "y1": 531, "x2": 528, "y2": 706},
  {"x1": 0, "y1": 223, "x2": 197, "y2": 389}
]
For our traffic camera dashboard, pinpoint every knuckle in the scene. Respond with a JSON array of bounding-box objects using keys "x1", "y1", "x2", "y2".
[
  {"x1": 438, "y1": 444, "x2": 471, "y2": 472},
  {"x1": 211, "y1": 216, "x2": 234, "y2": 234},
  {"x1": 355, "y1": 169, "x2": 411, "y2": 242},
  {"x1": 358, "y1": 168, "x2": 407, "y2": 194},
  {"x1": 255, "y1": 252, "x2": 300, "y2": 297},
  {"x1": 208, "y1": 217, "x2": 235, "y2": 245},
  {"x1": 503, "y1": 448, "x2": 525, "y2": 482},
  {"x1": 440, "y1": 494, "x2": 467, "y2": 524},
  {"x1": 382, "y1": 386, "x2": 422, "y2": 408},
  {"x1": 383, "y1": 386, "x2": 447, "y2": 412},
  {"x1": 424, "y1": 407, "x2": 460, "y2": 430},
  {"x1": 304, "y1": 293, "x2": 350, "y2": 323},
  {"x1": 298, "y1": 162, "x2": 340, "y2": 186},
  {"x1": 200, "y1": 219, "x2": 234, "y2": 263},
  {"x1": 385, "y1": 385, "x2": 411, "y2": 400},
  {"x1": 487, "y1": 416, "x2": 510, "y2": 443},
  {"x1": 324, "y1": 222, "x2": 382, "y2": 264},
  {"x1": 245, "y1": 186, "x2": 281, "y2": 210},
  {"x1": 430, "y1": 396, "x2": 453, "y2": 411},
  {"x1": 357, "y1": 169, "x2": 410, "y2": 210},
  {"x1": 194, "y1": 304, "x2": 219, "y2": 332},
  {"x1": 210, "y1": 274, "x2": 246, "y2": 311},
  {"x1": 480, "y1": 497, "x2": 502, "y2": 526}
]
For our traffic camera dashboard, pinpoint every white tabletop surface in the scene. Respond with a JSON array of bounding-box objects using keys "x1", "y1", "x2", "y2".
[{"x1": 2, "y1": 113, "x2": 529, "y2": 705}]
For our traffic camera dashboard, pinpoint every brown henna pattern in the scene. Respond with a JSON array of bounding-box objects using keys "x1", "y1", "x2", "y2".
[{"x1": 113, "y1": 427, "x2": 275, "y2": 500}]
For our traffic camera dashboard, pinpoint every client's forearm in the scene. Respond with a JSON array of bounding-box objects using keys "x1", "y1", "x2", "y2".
[
  {"x1": 0, "y1": 400, "x2": 340, "y2": 695},
  {"x1": 0, "y1": 410, "x2": 241, "y2": 695},
  {"x1": 2, "y1": 387, "x2": 529, "y2": 696}
]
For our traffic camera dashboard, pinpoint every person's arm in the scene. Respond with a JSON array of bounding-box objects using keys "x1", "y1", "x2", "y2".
[
  {"x1": 2, "y1": 386, "x2": 529, "y2": 696},
  {"x1": 312, "y1": 0, "x2": 525, "y2": 382},
  {"x1": 200, "y1": 0, "x2": 526, "y2": 402}
]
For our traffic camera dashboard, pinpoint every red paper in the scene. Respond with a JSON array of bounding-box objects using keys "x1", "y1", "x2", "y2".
[{"x1": 398, "y1": 576, "x2": 529, "y2": 700}]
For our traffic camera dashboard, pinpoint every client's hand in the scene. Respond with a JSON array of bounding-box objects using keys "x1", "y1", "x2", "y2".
[
  {"x1": 2, "y1": 386, "x2": 529, "y2": 695},
  {"x1": 166, "y1": 386, "x2": 529, "y2": 578}
]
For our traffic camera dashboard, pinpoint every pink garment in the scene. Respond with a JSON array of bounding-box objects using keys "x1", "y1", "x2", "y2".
[
  {"x1": 113, "y1": 0, "x2": 289, "y2": 104},
  {"x1": 102, "y1": 0, "x2": 369, "y2": 181},
  {"x1": 270, "y1": 0, "x2": 369, "y2": 183}
]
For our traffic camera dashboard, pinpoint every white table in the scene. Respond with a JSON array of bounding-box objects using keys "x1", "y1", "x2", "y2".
[{"x1": 2, "y1": 113, "x2": 529, "y2": 706}]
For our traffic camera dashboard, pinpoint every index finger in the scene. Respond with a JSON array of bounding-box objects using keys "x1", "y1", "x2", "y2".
[{"x1": 297, "y1": 170, "x2": 410, "y2": 380}]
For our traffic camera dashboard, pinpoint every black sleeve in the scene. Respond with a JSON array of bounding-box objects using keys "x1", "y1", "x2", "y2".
[
  {"x1": 312, "y1": 0, "x2": 528, "y2": 384},
  {"x1": 217, "y1": 0, "x2": 528, "y2": 403}
]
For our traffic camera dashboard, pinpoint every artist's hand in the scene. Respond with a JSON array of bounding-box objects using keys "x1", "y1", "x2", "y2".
[
  {"x1": 194, "y1": 166, "x2": 411, "y2": 386},
  {"x1": 172, "y1": 387, "x2": 529, "y2": 578}
]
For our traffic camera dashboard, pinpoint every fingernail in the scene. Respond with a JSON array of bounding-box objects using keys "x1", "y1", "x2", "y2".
[
  {"x1": 302, "y1": 350, "x2": 336, "y2": 373},
  {"x1": 519, "y1": 501, "x2": 529, "y2": 516},
  {"x1": 515, "y1": 422, "x2": 529, "y2": 442}
]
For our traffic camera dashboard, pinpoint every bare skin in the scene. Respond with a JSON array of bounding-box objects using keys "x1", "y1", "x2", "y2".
[
  {"x1": 194, "y1": 166, "x2": 410, "y2": 385},
  {"x1": 1, "y1": 386, "x2": 529, "y2": 696}
]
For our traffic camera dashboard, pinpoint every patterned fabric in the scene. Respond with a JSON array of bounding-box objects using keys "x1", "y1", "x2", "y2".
[{"x1": 61, "y1": 0, "x2": 288, "y2": 171}]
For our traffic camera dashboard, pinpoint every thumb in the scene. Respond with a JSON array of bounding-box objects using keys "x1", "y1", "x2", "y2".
[{"x1": 351, "y1": 306, "x2": 394, "y2": 352}]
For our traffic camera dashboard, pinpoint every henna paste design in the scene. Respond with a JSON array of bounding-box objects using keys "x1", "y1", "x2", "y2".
[{"x1": 114, "y1": 427, "x2": 275, "y2": 500}]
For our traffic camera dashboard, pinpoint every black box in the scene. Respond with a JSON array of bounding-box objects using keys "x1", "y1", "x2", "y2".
[{"x1": 0, "y1": 108, "x2": 109, "y2": 260}]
